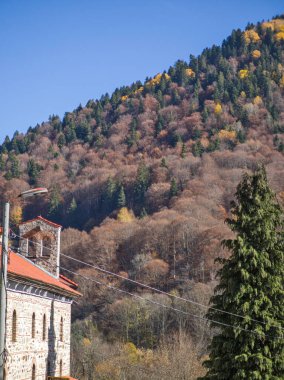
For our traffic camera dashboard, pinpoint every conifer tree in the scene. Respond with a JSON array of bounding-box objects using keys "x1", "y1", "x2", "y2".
[
  {"x1": 134, "y1": 162, "x2": 150, "y2": 205},
  {"x1": 181, "y1": 142, "x2": 186, "y2": 158},
  {"x1": 201, "y1": 167, "x2": 284, "y2": 379},
  {"x1": 169, "y1": 178, "x2": 178, "y2": 198},
  {"x1": 68, "y1": 197, "x2": 77, "y2": 214},
  {"x1": 117, "y1": 185, "x2": 126, "y2": 208}
]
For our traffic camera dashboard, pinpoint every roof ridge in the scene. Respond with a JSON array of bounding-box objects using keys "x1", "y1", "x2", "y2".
[{"x1": 19, "y1": 215, "x2": 62, "y2": 228}]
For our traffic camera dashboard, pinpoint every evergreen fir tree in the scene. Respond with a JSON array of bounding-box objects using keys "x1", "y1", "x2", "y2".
[
  {"x1": 134, "y1": 162, "x2": 150, "y2": 205},
  {"x1": 67, "y1": 197, "x2": 77, "y2": 214},
  {"x1": 117, "y1": 185, "x2": 126, "y2": 208},
  {"x1": 27, "y1": 159, "x2": 42, "y2": 185},
  {"x1": 48, "y1": 185, "x2": 62, "y2": 216},
  {"x1": 181, "y1": 142, "x2": 186, "y2": 158},
  {"x1": 0, "y1": 154, "x2": 5, "y2": 171},
  {"x1": 169, "y1": 178, "x2": 178, "y2": 197},
  {"x1": 139, "y1": 207, "x2": 148, "y2": 218},
  {"x1": 201, "y1": 167, "x2": 284, "y2": 379}
]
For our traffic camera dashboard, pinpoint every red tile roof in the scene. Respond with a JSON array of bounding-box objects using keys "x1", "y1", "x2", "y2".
[
  {"x1": 5, "y1": 250, "x2": 80, "y2": 297},
  {"x1": 59, "y1": 274, "x2": 78, "y2": 288},
  {"x1": 19, "y1": 215, "x2": 62, "y2": 228}
]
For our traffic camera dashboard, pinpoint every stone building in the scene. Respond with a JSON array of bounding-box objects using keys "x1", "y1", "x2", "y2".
[{"x1": 2, "y1": 216, "x2": 80, "y2": 380}]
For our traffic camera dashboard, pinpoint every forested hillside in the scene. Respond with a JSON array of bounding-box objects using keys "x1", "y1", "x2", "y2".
[{"x1": 2, "y1": 15, "x2": 284, "y2": 378}]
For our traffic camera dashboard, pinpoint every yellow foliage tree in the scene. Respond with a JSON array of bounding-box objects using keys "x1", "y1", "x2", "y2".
[
  {"x1": 262, "y1": 19, "x2": 284, "y2": 32},
  {"x1": 10, "y1": 205, "x2": 22, "y2": 225},
  {"x1": 124, "y1": 342, "x2": 140, "y2": 364},
  {"x1": 121, "y1": 95, "x2": 128, "y2": 102},
  {"x1": 218, "y1": 129, "x2": 236, "y2": 141},
  {"x1": 240, "y1": 91, "x2": 246, "y2": 98},
  {"x1": 146, "y1": 73, "x2": 170, "y2": 87},
  {"x1": 82, "y1": 337, "x2": 91, "y2": 347},
  {"x1": 95, "y1": 361, "x2": 121, "y2": 378},
  {"x1": 243, "y1": 30, "x2": 260, "y2": 44},
  {"x1": 252, "y1": 49, "x2": 261, "y2": 59},
  {"x1": 280, "y1": 75, "x2": 284, "y2": 88},
  {"x1": 185, "y1": 68, "x2": 195, "y2": 78},
  {"x1": 239, "y1": 69, "x2": 249, "y2": 79},
  {"x1": 275, "y1": 32, "x2": 284, "y2": 41},
  {"x1": 117, "y1": 207, "x2": 134, "y2": 222},
  {"x1": 134, "y1": 86, "x2": 144, "y2": 95},
  {"x1": 253, "y1": 96, "x2": 262, "y2": 105},
  {"x1": 214, "y1": 103, "x2": 222, "y2": 114}
]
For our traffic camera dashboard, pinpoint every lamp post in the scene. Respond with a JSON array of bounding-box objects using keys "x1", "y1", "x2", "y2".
[{"x1": 0, "y1": 188, "x2": 48, "y2": 380}]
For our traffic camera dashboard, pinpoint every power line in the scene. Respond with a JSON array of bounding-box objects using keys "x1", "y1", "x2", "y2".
[
  {"x1": 9, "y1": 230, "x2": 284, "y2": 332},
  {"x1": 60, "y1": 252, "x2": 284, "y2": 331},
  {"x1": 60, "y1": 267, "x2": 284, "y2": 340},
  {"x1": 6, "y1": 242, "x2": 284, "y2": 340}
]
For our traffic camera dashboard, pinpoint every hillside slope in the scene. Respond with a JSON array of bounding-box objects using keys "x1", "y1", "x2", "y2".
[{"x1": 2, "y1": 15, "x2": 284, "y2": 378}]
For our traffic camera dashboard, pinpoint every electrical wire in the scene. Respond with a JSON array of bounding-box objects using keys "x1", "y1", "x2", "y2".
[
  {"x1": 60, "y1": 266, "x2": 284, "y2": 340},
  {"x1": 5, "y1": 242, "x2": 284, "y2": 340},
  {"x1": 9, "y1": 230, "x2": 284, "y2": 334}
]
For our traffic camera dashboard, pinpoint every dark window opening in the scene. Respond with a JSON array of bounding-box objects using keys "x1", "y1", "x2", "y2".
[
  {"x1": 60, "y1": 317, "x2": 63, "y2": 342},
  {"x1": 43, "y1": 314, "x2": 46, "y2": 341},
  {"x1": 32, "y1": 312, "x2": 35, "y2": 338},
  {"x1": 12, "y1": 310, "x2": 17, "y2": 342}
]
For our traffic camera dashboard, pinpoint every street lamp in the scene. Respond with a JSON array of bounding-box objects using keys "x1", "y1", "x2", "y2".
[{"x1": 0, "y1": 187, "x2": 48, "y2": 380}]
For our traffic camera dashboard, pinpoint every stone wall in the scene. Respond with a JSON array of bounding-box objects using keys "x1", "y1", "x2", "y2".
[{"x1": 6, "y1": 289, "x2": 71, "y2": 380}]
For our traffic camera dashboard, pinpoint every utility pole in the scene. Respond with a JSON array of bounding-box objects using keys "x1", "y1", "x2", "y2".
[
  {"x1": 0, "y1": 202, "x2": 9, "y2": 380},
  {"x1": 0, "y1": 188, "x2": 47, "y2": 380}
]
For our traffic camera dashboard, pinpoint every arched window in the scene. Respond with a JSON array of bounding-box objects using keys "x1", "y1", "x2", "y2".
[
  {"x1": 43, "y1": 314, "x2": 46, "y2": 341},
  {"x1": 59, "y1": 359, "x2": 63, "y2": 376},
  {"x1": 32, "y1": 313, "x2": 35, "y2": 338},
  {"x1": 12, "y1": 310, "x2": 17, "y2": 342},
  {"x1": 32, "y1": 364, "x2": 36, "y2": 380},
  {"x1": 60, "y1": 317, "x2": 63, "y2": 342}
]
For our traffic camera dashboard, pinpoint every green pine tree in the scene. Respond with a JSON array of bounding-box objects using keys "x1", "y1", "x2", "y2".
[
  {"x1": 67, "y1": 197, "x2": 77, "y2": 214},
  {"x1": 201, "y1": 167, "x2": 284, "y2": 379},
  {"x1": 181, "y1": 142, "x2": 186, "y2": 158},
  {"x1": 48, "y1": 186, "x2": 62, "y2": 216},
  {"x1": 134, "y1": 162, "x2": 150, "y2": 205},
  {"x1": 117, "y1": 185, "x2": 126, "y2": 208},
  {"x1": 27, "y1": 159, "x2": 42, "y2": 185},
  {"x1": 0, "y1": 154, "x2": 5, "y2": 171},
  {"x1": 169, "y1": 178, "x2": 178, "y2": 198}
]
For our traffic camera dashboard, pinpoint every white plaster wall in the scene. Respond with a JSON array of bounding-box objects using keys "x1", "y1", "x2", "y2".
[{"x1": 5, "y1": 290, "x2": 71, "y2": 380}]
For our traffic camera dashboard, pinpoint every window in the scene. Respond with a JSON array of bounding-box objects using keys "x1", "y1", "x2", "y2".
[
  {"x1": 32, "y1": 313, "x2": 35, "y2": 338},
  {"x1": 42, "y1": 236, "x2": 51, "y2": 257},
  {"x1": 43, "y1": 314, "x2": 46, "y2": 341},
  {"x1": 59, "y1": 360, "x2": 63, "y2": 376},
  {"x1": 60, "y1": 317, "x2": 63, "y2": 342},
  {"x1": 28, "y1": 237, "x2": 38, "y2": 257},
  {"x1": 32, "y1": 364, "x2": 35, "y2": 380},
  {"x1": 12, "y1": 310, "x2": 17, "y2": 342}
]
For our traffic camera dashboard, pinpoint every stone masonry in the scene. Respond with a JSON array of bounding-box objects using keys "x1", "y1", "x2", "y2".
[
  {"x1": 2, "y1": 216, "x2": 79, "y2": 379},
  {"x1": 5, "y1": 290, "x2": 71, "y2": 380},
  {"x1": 19, "y1": 217, "x2": 61, "y2": 278}
]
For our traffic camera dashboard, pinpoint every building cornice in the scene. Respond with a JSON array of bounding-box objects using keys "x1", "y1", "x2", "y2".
[{"x1": 7, "y1": 273, "x2": 76, "y2": 301}]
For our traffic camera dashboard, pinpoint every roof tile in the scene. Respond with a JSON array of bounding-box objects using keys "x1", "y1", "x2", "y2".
[{"x1": 4, "y1": 249, "x2": 80, "y2": 296}]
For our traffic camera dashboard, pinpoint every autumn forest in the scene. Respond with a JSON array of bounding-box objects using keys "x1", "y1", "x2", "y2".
[{"x1": 2, "y1": 15, "x2": 284, "y2": 379}]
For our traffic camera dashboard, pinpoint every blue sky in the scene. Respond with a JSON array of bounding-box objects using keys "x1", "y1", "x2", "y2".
[{"x1": 0, "y1": 0, "x2": 283, "y2": 142}]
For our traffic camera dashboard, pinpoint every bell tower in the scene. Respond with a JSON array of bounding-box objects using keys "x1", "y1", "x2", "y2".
[{"x1": 18, "y1": 216, "x2": 61, "y2": 278}]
